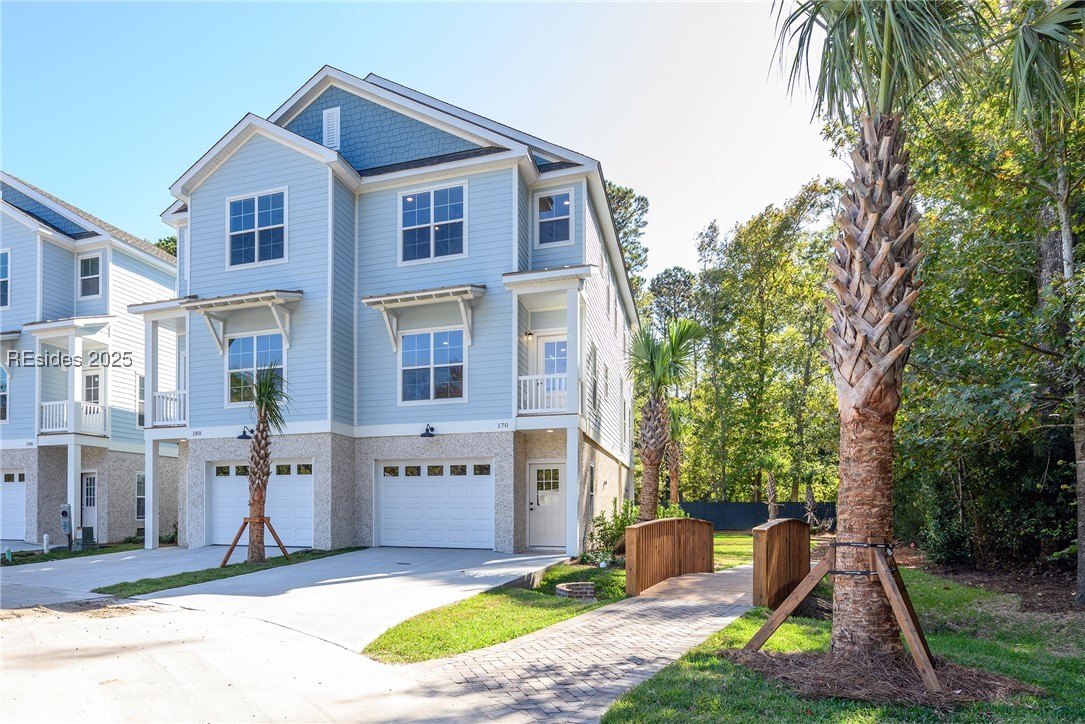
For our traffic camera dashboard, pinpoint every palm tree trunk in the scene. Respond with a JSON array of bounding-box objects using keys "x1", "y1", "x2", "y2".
[
  {"x1": 1075, "y1": 386, "x2": 1084, "y2": 607},
  {"x1": 826, "y1": 113, "x2": 921, "y2": 655},
  {"x1": 247, "y1": 412, "x2": 271, "y2": 564},
  {"x1": 637, "y1": 395, "x2": 667, "y2": 522}
]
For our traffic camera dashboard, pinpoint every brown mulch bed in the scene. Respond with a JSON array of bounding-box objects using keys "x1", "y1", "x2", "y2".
[
  {"x1": 927, "y1": 566, "x2": 1076, "y2": 613},
  {"x1": 718, "y1": 650, "x2": 1042, "y2": 712}
]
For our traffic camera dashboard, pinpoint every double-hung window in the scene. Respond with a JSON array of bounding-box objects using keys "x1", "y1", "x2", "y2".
[
  {"x1": 136, "y1": 375, "x2": 145, "y2": 427},
  {"x1": 227, "y1": 333, "x2": 284, "y2": 404},
  {"x1": 401, "y1": 185, "x2": 465, "y2": 263},
  {"x1": 537, "y1": 191, "x2": 571, "y2": 245},
  {"x1": 0, "y1": 250, "x2": 9, "y2": 308},
  {"x1": 401, "y1": 330, "x2": 464, "y2": 402},
  {"x1": 229, "y1": 191, "x2": 285, "y2": 266},
  {"x1": 79, "y1": 256, "x2": 101, "y2": 298}
]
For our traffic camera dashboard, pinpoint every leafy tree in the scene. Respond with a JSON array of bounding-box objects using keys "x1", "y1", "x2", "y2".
[
  {"x1": 244, "y1": 366, "x2": 289, "y2": 564},
  {"x1": 649, "y1": 266, "x2": 696, "y2": 332},
  {"x1": 628, "y1": 319, "x2": 704, "y2": 522},
  {"x1": 156, "y1": 235, "x2": 177, "y2": 256},
  {"x1": 605, "y1": 181, "x2": 650, "y2": 298}
]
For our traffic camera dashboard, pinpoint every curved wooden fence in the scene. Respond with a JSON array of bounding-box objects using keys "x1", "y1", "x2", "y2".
[{"x1": 625, "y1": 517, "x2": 714, "y2": 596}]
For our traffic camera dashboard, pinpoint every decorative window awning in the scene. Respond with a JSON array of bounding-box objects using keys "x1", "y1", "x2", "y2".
[
  {"x1": 362, "y1": 284, "x2": 485, "y2": 351},
  {"x1": 181, "y1": 289, "x2": 303, "y2": 354}
]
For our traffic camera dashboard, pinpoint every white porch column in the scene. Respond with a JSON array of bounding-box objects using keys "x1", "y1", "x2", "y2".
[
  {"x1": 144, "y1": 320, "x2": 158, "y2": 426},
  {"x1": 68, "y1": 334, "x2": 83, "y2": 432},
  {"x1": 565, "y1": 287, "x2": 580, "y2": 414},
  {"x1": 144, "y1": 439, "x2": 160, "y2": 549},
  {"x1": 68, "y1": 443, "x2": 81, "y2": 530},
  {"x1": 565, "y1": 426, "x2": 580, "y2": 556}
]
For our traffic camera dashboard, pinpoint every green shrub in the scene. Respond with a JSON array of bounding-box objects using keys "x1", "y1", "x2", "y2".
[
  {"x1": 588, "y1": 499, "x2": 639, "y2": 551},
  {"x1": 657, "y1": 502, "x2": 689, "y2": 519}
]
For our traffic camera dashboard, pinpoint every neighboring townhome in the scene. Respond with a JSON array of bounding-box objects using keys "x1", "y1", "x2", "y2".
[
  {"x1": 0, "y1": 172, "x2": 179, "y2": 546},
  {"x1": 138, "y1": 67, "x2": 635, "y2": 556}
]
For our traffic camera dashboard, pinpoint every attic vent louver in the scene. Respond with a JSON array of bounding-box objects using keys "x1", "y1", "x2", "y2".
[{"x1": 322, "y1": 107, "x2": 340, "y2": 150}]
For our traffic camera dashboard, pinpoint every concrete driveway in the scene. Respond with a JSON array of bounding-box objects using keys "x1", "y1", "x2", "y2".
[
  {"x1": 0, "y1": 545, "x2": 293, "y2": 608},
  {"x1": 142, "y1": 547, "x2": 568, "y2": 650}
]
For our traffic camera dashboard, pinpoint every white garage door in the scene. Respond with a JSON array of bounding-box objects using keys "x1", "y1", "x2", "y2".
[
  {"x1": 378, "y1": 460, "x2": 494, "y2": 549},
  {"x1": 1, "y1": 471, "x2": 27, "y2": 541},
  {"x1": 209, "y1": 460, "x2": 314, "y2": 547}
]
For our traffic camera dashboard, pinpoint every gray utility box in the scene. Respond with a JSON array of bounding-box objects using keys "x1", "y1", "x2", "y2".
[{"x1": 73, "y1": 527, "x2": 97, "y2": 550}]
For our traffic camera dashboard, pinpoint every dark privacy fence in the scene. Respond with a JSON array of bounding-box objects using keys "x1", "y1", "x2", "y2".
[{"x1": 679, "y1": 501, "x2": 837, "y2": 531}]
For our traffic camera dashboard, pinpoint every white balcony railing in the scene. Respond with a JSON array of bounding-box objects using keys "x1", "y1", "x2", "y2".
[
  {"x1": 39, "y1": 401, "x2": 106, "y2": 434},
  {"x1": 40, "y1": 401, "x2": 68, "y2": 432},
  {"x1": 153, "y1": 390, "x2": 187, "y2": 426},
  {"x1": 81, "y1": 403, "x2": 106, "y2": 434},
  {"x1": 518, "y1": 374, "x2": 568, "y2": 414}
]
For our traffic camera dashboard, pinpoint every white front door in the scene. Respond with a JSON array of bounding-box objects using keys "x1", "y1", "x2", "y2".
[
  {"x1": 81, "y1": 472, "x2": 97, "y2": 537},
  {"x1": 527, "y1": 462, "x2": 565, "y2": 548}
]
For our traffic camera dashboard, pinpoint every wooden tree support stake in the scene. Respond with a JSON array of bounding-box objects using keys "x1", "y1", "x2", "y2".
[
  {"x1": 219, "y1": 517, "x2": 292, "y2": 568},
  {"x1": 743, "y1": 541, "x2": 941, "y2": 694}
]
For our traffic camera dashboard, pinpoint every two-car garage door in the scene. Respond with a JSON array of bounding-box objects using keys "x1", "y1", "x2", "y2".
[
  {"x1": 209, "y1": 460, "x2": 314, "y2": 547},
  {"x1": 378, "y1": 459, "x2": 494, "y2": 549}
]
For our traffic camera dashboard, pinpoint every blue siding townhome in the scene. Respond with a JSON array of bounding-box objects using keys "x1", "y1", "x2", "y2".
[
  {"x1": 137, "y1": 67, "x2": 635, "y2": 555},
  {"x1": 0, "y1": 173, "x2": 179, "y2": 544}
]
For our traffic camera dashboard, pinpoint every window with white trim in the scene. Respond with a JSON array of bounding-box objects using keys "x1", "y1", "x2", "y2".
[
  {"x1": 401, "y1": 185, "x2": 465, "y2": 262},
  {"x1": 589, "y1": 343, "x2": 599, "y2": 411},
  {"x1": 401, "y1": 330, "x2": 464, "y2": 402},
  {"x1": 537, "y1": 192, "x2": 571, "y2": 245},
  {"x1": 137, "y1": 375, "x2": 145, "y2": 427},
  {"x1": 135, "y1": 473, "x2": 145, "y2": 520},
  {"x1": 322, "y1": 107, "x2": 340, "y2": 149},
  {"x1": 0, "y1": 250, "x2": 9, "y2": 308},
  {"x1": 588, "y1": 463, "x2": 595, "y2": 498},
  {"x1": 0, "y1": 367, "x2": 8, "y2": 422},
  {"x1": 79, "y1": 255, "x2": 101, "y2": 298},
  {"x1": 229, "y1": 192, "x2": 285, "y2": 266},
  {"x1": 227, "y1": 333, "x2": 284, "y2": 404}
]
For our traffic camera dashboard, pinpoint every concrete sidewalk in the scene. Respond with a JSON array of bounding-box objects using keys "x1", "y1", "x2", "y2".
[{"x1": 142, "y1": 547, "x2": 569, "y2": 650}]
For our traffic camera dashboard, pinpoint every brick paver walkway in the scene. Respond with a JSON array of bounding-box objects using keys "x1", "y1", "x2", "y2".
[{"x1": 409, "y1": 564, "x2": 753, "y2": 723}]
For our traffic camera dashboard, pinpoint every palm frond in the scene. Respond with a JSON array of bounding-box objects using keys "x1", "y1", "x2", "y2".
[
  {"x1": 251, "y1": 365, "x2": 290, "y2": 433},
  {"x1": 1006, "y1": 0, "x2": 1085, "y2": 129}
]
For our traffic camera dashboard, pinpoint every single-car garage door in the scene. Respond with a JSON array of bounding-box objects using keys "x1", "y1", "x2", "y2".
[
  {"x1": 378, "y1": 459, "x2": 494, "y2": 549},
  {"x1": 1, "y1": 470, "x2": 27, "y2": 541},
  {"x1": 209, "y1": 460, "x2": 314, "y2": 547}
]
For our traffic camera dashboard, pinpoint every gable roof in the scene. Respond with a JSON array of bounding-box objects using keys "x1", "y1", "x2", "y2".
[
  {"x1": 169, "y1": 113, "x2": 363, "y2": 199},
  {"x1": 1, "y1": 172, "x2": 176, "y2": 264}
]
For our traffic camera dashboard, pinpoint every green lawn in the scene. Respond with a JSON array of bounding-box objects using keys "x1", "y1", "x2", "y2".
[
  {"x1": 93, "y1": 547, "x2": 365, "y2": 598},
  {"x1": 364, "y1": 563, "x2": 627, "y2": 663},
  {"x1": 603, "y1": 568, "x2": 1085, "y2": 722},
  {"x1": 713, "y1": 533, "x2": 754, "y2": 570},
  {"x1": 1, "y1": 542, "x2": 146, "y2": 566}
]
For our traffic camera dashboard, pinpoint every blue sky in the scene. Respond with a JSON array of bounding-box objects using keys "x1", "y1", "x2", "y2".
[{"x1": 1, "y1": 2, "x2": 844, "y2": 278}]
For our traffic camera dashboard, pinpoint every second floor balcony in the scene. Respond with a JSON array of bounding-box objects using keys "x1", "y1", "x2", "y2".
[{"x1": 40, "y1": 400, "x2": 107, "y2": 435}]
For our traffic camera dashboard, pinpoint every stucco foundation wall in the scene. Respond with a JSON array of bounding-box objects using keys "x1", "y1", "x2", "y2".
[
  {"x1": 356, "y1": 432, "x2": 516, "y2": 552},
  {"x1": 35, "y1": 446, "x2": 68, "y2": 543},
  {"x1": 96, "y1": 450, "x2": 179, "y2": 544},
  {"x1": 580, "y1": 434, "x2": 630, "y2": 552},
  {"x1": 0, "y1": 447, "x2": 39, "y2": 543},
  {"x1": 323, "y1": 433, "x2": 359, "y2": 549},
  {"x1": 176, "y1": 440, "x2": 189, "y2": 546},
  {"x1": 181, "y1": 433, "x2": 346, "y2": 550}
]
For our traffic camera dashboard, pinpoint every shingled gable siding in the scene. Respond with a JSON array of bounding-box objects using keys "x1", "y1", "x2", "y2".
[
  {"x1": 530, "y1": 180, "x2": 585, "y2": 271},
  {"x1": 356, "y1": 167, "x2": 513, "y2": 425},
  {"x1": 186, "y1": 133, "x2": 330, "y2": 428},
  {"x1": 284, "y1": 85, "x2": 481, "y2": 172},
  {"x1": 1, "y1": 182, "x2": 90, "y2": 238}
]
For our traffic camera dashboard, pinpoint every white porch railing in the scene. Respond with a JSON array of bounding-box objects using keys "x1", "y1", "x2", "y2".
[
  {"x1": 80, "y1": 403, "x2": 106, "y2": 434},
  {"x1": 40, "y1": 401, "x2": 68, "y2": 432},
  {"x1": 518, "y1": 374, "x2": 568, "y2": 414},
  {"x1": 153, "y1": 390, "x2": 187, "y2": 426},
  {"x1": 39, "y1": 401, "x2": 106, "y2": 434}
]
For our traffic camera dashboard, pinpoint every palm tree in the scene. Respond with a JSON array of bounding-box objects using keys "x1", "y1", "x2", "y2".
[
  {"x1": 245, "y1": 365, "x2": 288, "y2": 564},
  {"x1": 629, "y1": 319, "x2": 705, "y2": 522},
  {"x1": 665, "y1": 403, "x2": 687, "y2": 505},
  {"x1": 775, "y1": 0, "x2": 1084, "y2": 651}
]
